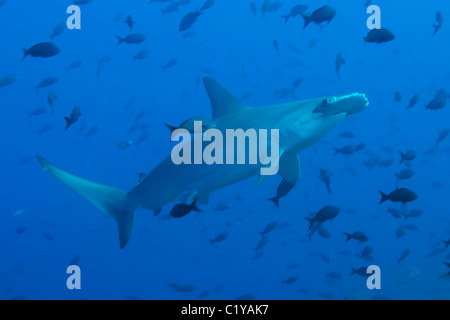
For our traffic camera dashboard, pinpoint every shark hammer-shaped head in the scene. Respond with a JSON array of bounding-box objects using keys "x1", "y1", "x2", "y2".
[{"x1": 313, "y1": 93, "x2": 369, "y2": 117}]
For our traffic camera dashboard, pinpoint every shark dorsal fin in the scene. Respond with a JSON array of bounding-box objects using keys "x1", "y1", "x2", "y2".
[{"x1": 203, "y1": 77, "x2": 246, "y2": 119}]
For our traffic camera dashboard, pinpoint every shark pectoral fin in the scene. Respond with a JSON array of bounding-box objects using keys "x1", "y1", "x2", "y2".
[
  {"x1": 254, "y1": 174, "x2": 269, "y2": 189},
  {"x1": 197, "y1": 192, "x2": 210, "y2": 204},
  {"x1": 278, "y1": 151, "x2": 300, "y2": 185},
  {"x1": 36, "y1": 156, "x2": 135, "y2": 249},
  {"x1": 203, "y1": 77, "x2": 246, "y2": 119}
]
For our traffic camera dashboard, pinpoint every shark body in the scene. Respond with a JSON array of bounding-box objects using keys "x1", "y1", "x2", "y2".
[{"x1": 37, "y1": 77, "x2": 368, "y2": 248}]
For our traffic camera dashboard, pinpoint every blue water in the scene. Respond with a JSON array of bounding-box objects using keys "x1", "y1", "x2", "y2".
[{"x1": 1, "y1": 0, "x2": 449, "y2": 300}]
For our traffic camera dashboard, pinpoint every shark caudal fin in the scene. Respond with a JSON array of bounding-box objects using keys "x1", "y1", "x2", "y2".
[{"x1": 36, "y1": 156, "x2": 134, "y2": 248}]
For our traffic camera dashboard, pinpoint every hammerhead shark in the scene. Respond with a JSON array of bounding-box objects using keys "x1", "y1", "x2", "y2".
[{"x1": 37, "y1": 77, "x2": 368, "y2": 248}]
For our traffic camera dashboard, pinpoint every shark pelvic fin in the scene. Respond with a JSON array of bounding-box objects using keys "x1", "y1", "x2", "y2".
[
  {"x1": 36, "y1": 156, "x2": 135, "y2": 249},
  {"x1": 203, "y1": 77, "x2": 246, "y2": 119},
  {"x1": 278, "y1": 151, "x2": 300, "y2": 185}
]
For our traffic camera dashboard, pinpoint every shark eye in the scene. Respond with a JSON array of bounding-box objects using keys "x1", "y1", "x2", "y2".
[{"x1": 322, "y1": 99, "x2": 329, "y2": 106}]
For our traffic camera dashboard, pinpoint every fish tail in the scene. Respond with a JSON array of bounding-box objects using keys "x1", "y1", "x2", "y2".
[
  {"x1": 432, "y1": 24, "x2": 439, "y2": 35},
  {"x1": 164, "y1": 123, "x2": 177, "y2": 134},
  {"x1": 268, "y1": 196, "x2": 280, "y2": 208},
  {"x1": 304, "y1": 217, "x2": 314, "y2": 231},
  {"x1": 190, "y1": 198, "x2": 202, "y2": 212},
  {"x1": 443, "y1": 240, "x2": 450, "y2": 249},
  {"x1": 350, "y1": 268, "x2": 356, "y2": 275},
  {"x1": 344, "y1": 232, "x2": 352, "y2": 242},
  {"x1": 300, "y1": 12, "x2": 310, "y2": 29},
  {"x1": 22, "y1": 49, "x2": 28, "y2": 62},
  {"x1": 378, "y1": 190, "x2": 389, "y2": 204},
  {"x1": 281, "y1": 15, "x2": 290, "y2": 23},
  {"x1": 36, "y1": 156, "x2": 135, "y2": 248},
  {"x1": 333, "y1": 148, "x2": 340, "y2": 155},
  {"x1": 398, "y1": 151, "x2": 406, "y2": 164},
  {"x1": 115, "y1": 35, "x2": 123, "y2": 46},
  {"x1": 64, "y1": 117, "x2": 72, "y2": 130}
]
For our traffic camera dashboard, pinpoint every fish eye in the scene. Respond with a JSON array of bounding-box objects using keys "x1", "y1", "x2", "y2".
[{"x1": 322, "y1": 99, "x2": 328, "y2": 106}]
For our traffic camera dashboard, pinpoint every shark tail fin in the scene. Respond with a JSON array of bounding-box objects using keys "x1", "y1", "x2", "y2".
[
  {"x1": 36, "y1": 156, "x2": 134, "y2": 249},
  {"x1": 304, "y1": 217, "x2": 315, "y2": 231}
]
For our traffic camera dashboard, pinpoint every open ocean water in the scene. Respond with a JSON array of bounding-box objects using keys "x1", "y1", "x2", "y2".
[{"x1": 1, "y1": 0, "x2": 450, "y2": 300}]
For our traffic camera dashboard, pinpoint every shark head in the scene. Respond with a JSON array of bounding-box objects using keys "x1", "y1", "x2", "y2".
[{"x1": 312, "y1": 93, "x2": 369, "y2": 117}]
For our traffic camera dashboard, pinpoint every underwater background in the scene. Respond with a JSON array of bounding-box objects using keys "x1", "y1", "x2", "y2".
[{"x1": 1, "y1": 0, "x2": 450, "y2": 300}]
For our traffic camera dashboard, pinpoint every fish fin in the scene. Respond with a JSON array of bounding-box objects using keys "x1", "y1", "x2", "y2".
[
  {"x1": 64, "y1": 117, "x2": 72, "y2": 130},
  {"x1": 278, "y1": 151, "x2": 300, "y2": 185},
  {"x1": 344, "y1": 232, "x2": 352, "y2": 242},
  {"x1": 197, "y1": 192, "x2": 210, "y2": 205},
  {"x1": 304, "y1": 217, "x2": 314, "y2": 231},
  {"x1": 268, "y1": 196, "x2": 280, "y2": 208},
  {"x1": 378, "y1": 190, "x2": 389, "y2": 204},
  {"x1": 22, "y1": 49, "x2": 28, "y2": 62},
  {"x1": 164, "y1": 123, "x2": 177, "y2": 133},
  {"x1": 254, "y1": 174, "x2": 269, "y2": 189},
  {"x1": 203, "y1": 77, "x2": 246, "y2": 120},
  {"x1": 36, "y1": 156, "x2": 135, "y2": 248},
  {"x1": 190, "y1": 198, "x2": 202, "y2": 212},
  {"x1": 300, "y1": 12, "x2": 310, "y2": 29},
  {"x1": 115, "y1": 35, "x2": 123, "y2": 46},
  {"x1": 398, "y1": 151, "x2": 406, "y2": 163}
]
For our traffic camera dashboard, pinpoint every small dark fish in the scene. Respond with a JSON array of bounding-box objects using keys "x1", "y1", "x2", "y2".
[
  {"x1": 335, "y1": 52, "x2": 345, "y2": 77},
  {"x1": 273, "y1": 39, "x2": 279, "y2": 56},
  {"x1": 37, "y1": 123, "x2": 55, "y2": 135},
  {"x1": 28, "y1": 107, "x2": 47, "y2": 118},
  {"x1": 395, "y1": 169, "x2": 414, "y2": 186},
  {"x1": 334, "y1": 144, "x2": 356, "y2": 155},
  {"x1": 170, "y1": 198, "x2": 201, "y2": 218},
  {"x1": 442, "y1": 239, "x2": 450, "y2": 249},
  {"x1": 47, "y1": 90, "x2": 57, "y2": 115},
  {"x1": 15, "y1": 227, "x2": 26, "y2": 235},
  {"x1": 249, "y1": 1, "x2": 257, "y2": 17},
  {"x1": 115, "y1": 33, "x2": 147, "y2": 46},
  {"x1": 426, "y1": 90, "x2": 447, "y2": 110},
  {"x1": 35, "y1": 77, "x2": 58, "y2": 90},
  {"x1": 300, "y1": 5, "x2": 336, "y2": 29},
  {"x1": 201, "y1": 0, "x2": 214, "y2": 11},
  {"x1": 162, "y1": 1, "x2": 180, "y2": 16},
  {"x1": 291, "y1": 77, "x2": 303, "y2": 92},
  {"x1": 22, "y1": 42, "x2": 60, "y2": 61},
  {"x1": 351, "y1": 267, "x2": 369, "y2": 277},
  {"x1": 66, "y1": 59, "x2": 83, "y2": 73},
  {"x1": 236, "y1": 294, "x2": 255, "y2": 300},
  {"x1": 397, "y1": 249, "x2": 411, "y2": 263},
  {"x1": 268, "y1": 179, "x2": 294, "y2": 208},
  {"x1": 197, "y1": 291, "x2": 210, "y2": 298},
  {"x1": 433, "y1": 11, "x2": 443, "y2": 35},
  {"x1": 396, "y1": 227, "x2": 406, "y2": 239},
  {"x1": 0, "y1": 73, "x2": 18, "y2": 88},
  {"x1": 364, "y1": 28, "x2": 395, "y2": 43},
  {"x1": 436, "y1": 129, "x2": 450, "y2": 146},
  {"x1": 49, "y1": 21, "x2": 65, "y2": 39},
  {"x1": 305, "y1": 205, "x2": 340, "y2": 230},
  {"x1": 124, "y1": 15, "x2": 135, "y2": 31},
  {"x1": 282, "y1": 277, "x2": 298, "y2": 284},
  {"x1": 379, "y1": 159, "x2": 394, "y2": 168},
  {"x1": 394, "y1": 91, "x2": 402, "y2": 102},
  {"x1": 168, "y1": 283, "x2": 196, "y2": 293},
  {"x1": 326, "y1": 272, "x2": 342, "y2": 280},
  {"x1": 210, "y1": 231, "x2": 229, "y2": 245},
  {"x1": 179, "y1": 10, "x2": 201, "y2": 32},
  {"x1": 70, "y1": 254, "x2": 82, "y2": 265},
  {"x1": 344, "y1": 232, "x2": 368, "y2": 243},
  {"x1": 404, "y1": 209, "x2": 423, "y2": 221},
  {"x1": 379, "y1": 188, "x2": 418, "y2": 204},
  {"x1": 72, "y1": 0, "x2": 93, "y2": 4},
  {"x1": 399, "y1": 150, "x2": 416, "y2": 164},
  {"x1": 254, "y1": 236, "x2": 269, "y2": 251},
  {"x1": 165, "y1": 117, "x2": 215, "y2": 135},
  {"x1": 406, "y1": 93, "x2": 420, "y2": 109},
  {"x1": 214, "y1": 202, "x2": 229, "y2": 211},
  {"x1": 85, "y1": 125, "x2": 99, "y2": 138},
  {"x1": 64, "y1": 106, "x2": 82, "y2": 130},
  {"x1": 340, "y1": 131, "x2": 355, "y2": 139},
  {"x1": 42, "y1": 232, "x2": 55, "y2": 241},
  {"x1": 281, "y1": 4, "x2": 308, "y2": 22},
  {"x1": 133, "y1": 48, "x2": 149, "y2": 61},
  {"x1": 162, "y1": 58, "x2": 178, "y2": 70},
  {"x1": 319, "y1": 169, "x2": 332, "y2": 194},
  {"x1": 260, "y1": 222, "x2": 278, "y2": 237}
]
